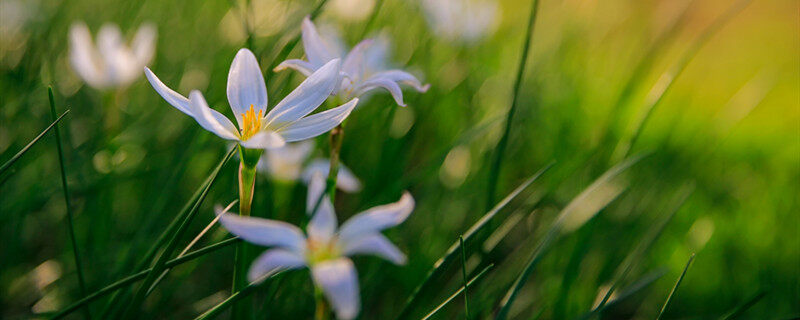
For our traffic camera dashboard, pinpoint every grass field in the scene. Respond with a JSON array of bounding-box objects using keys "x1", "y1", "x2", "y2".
[{"x1": 1, "y1": 0, "x2": 798, "y2": 319}]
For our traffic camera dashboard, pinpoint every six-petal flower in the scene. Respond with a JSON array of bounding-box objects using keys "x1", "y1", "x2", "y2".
[
  {"x1": 275, "y1": 17, "x2": 429, "y2": 107},
  {"x1": 145, "y1": 48, "x2": 358, "y2": 149},
  {"x1": 218, "y1": 173, "x2": 414, "y2": 320},
  {"x1": 70, "y1": 21, "x2": 157, "y2": 89},
  {"x1": 257, "y1": 140, "x2": 362, "y2": 192}
]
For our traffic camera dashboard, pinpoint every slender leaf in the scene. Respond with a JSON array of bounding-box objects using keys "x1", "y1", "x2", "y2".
[
  {"x1": 486, "y1": 0, "x2": 541, "y2": 210},
  {"x1": 52, "y1": 237, "x2": 240, "y2": 319},
  {"x1": 0, "y1": 109, "x2": 69, "y2": 176},
  {"x1": 48, "y1": 87, "x2": 89, "y2": 319},
  {"x1": 194, "y1": 271, "x2": 284, "y2": 320},
  {"x1": 588, "y1": 184, "x2": 695, "y2": 316},
  {"x1": 612, "y1": 0, "x2": 753, "y2": 161},
  {"x1": 576, "y1": 268, "x2": 667, "y2": 320},
  {"x1": 396, "y1": 162, "x2": 553, "y2": 319},
  {"x1": 720, "y1": 290, "x2": 767, "y2": 320},
  {"x1": 101, "y1": 147, "x2": 236, "y2": 317},
  {"x1": 495, "y1": 154, "x2": 646, "y2": 320},
  {"x1": 421, "y1": 264, "x2": 494, "y2": 320},
  {"x1": 120, "y1": 149, "x2": 235, "y2": 319},
  {"x1": 460, "y1": 235, "x2": 470, "y2": 319},
  {"x1": 656, "y1": 253, "x2": 696, "y2": 320}
]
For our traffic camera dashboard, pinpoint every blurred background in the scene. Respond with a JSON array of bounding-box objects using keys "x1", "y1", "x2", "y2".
[{"x1": 1, "y1": 0, "x2": 797, "y2": 319}]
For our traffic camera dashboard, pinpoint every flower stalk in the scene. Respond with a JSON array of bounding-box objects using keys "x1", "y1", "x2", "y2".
[
  {"x1": 233, "y1": 145, "x2": 262, "y2": 319},
  {"x1": 326, "y1": 124, "x2": 344, "y2": 200},
  {"x1": 314, "y1": 289, "x2": 330, "y2": 320}
]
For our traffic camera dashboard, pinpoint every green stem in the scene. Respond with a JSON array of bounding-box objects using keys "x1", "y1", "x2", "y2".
[
  {"x1": 326, "y1": 124, "x2": 344, "y2": 201},
  {"x1": 485, "y1": 0, "x2": 540, "y2": 211},
  {"x1": 232, "y1": 160, "x2": 258, "y2": 319},
  {"x1": 314, "y1": 289, "x2": 330, "y2": 320},
  {"x1": 48, "y1": 87, "x2": 90, "y2": 320}
]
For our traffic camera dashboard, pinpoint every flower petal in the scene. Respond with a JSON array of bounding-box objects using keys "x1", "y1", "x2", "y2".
[
  {"x1": 302, "y1": 158, "x2": 362, "y2": 192},
  {"x1": 188, "y1": 91, "x2": 240, "y2": 141},
  {"x1": 247, "y1": 249, "x2": 306, "y2": 283},
  {"x1": 338, "y1": 192, "x2": 414, "y2": 242},
  {"x1": 306, "y1": 173, "x2": 337, "y2": 242},
  {"x1": 257, "y1": 141, "x2": 315, "y2": 179},
  {"x1": 278, "y1": 98, "x2": 357, "y2": 142},
  {"x1": 307, "y1": 197, "x2": 337, "y2": 243},
  {"x1": 265, "y1": 59, "x2": 342, "y2": 126},
  {"x1": 97, "y1": 23, "x2": 139, "y2": 86},
  {"x1": 372, "y1": 70, "x2": 430, "y2": 92},
  {"x1": 306, "y1": 171, "x2": 327, "y2": 215},
  {"x1": 301, "y1": 16, "x2": 339, "y2": 68},
  {"x1": 341, "y1": 233, "x2": 407, "y2": 265},
  {"x1": 132, "y1": 23, "x2": 157, "y2": 66},
  {"x1": 355, "y1": 76, "x2": 407, "y2": 106},
  {"x1": 218, "y1": 213, "x2": 306, "y2": 252},
  {"x1": 274, "y1": 59, "x2": 316, "y2": 77},
  {"x1": 227, "y1": 48, "x2": 268, "y2": 127},
  {"x1": 144, "y1": 67, "x2": 192, "y2": 116},
  {"x1": 69, "y1": 22, "x2": 104, "y2": 88},
  {"x1": 341, "y1": 39, "x2": 373, "y2": 80},
  {"x1": 311, "y1": 258, "x2": 360, "y2": 320},
  {"x1": 239, "y1": 131, "x2": 286, "y2": 149}
]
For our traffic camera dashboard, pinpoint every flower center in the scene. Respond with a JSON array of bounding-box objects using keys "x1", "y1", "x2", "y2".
[
  {"x1": 240, "y1": 105, "x2": 263, "y2": 140},
  {"x1": 306, "y1": 238, "x2": 340, "y2": 264}
]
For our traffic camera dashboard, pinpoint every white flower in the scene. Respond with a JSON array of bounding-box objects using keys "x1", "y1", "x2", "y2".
[
  {"x1": 275, "y1": 17, "x2": 429, "y2": 107},
  {"x1": 145, "y1": 48, "x2": 358, "y2": 149},
  {"x1": 257, "y1": 141, "x2": 362, "y2": 192},
  {"x1": 69, "y1": 21, "x2": 157, "y2": 89},
  {"x1": 329, "y1": 0, "x2": 375, "y2": 22},
  {"x1": 217, "y1": 173, "x2": 414, "y2": 320},
  {"x1": 421, "y1": 0, "x2": 499, "y2": 43}
]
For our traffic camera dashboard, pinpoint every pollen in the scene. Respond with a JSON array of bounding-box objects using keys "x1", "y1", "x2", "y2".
[{"x1": 240, "y1": 105, "x2": 263, "y2": 140}]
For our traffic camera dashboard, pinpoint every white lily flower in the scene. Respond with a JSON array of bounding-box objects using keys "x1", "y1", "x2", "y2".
[
  {"x1": 145, "y1": 48, "x2": 358, "y2": 149},
  {"x1": 69, "y1": 21, "x2": 156, "y2": 89},
  {"x1": 275, "y1": 17, "x2": 429, "y2": 107},
  {"x1": 421, "y1": 0, "x2": 499, "y2": 43},
  {"x1": 257, "y1": 141, "x2": 362, "y2": 192},
  {"x1": 217, "y1": 173, "x2": 414, "y2": 320}
]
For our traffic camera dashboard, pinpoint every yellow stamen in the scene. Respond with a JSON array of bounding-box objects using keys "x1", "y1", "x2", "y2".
[{"x1": 240, "y1": 104, "x2": 263, "y2": 140}]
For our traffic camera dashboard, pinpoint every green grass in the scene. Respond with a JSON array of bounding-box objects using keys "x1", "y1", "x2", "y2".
[{"x1": 0, "y1": 0, "x2": 797, "y2": 319}]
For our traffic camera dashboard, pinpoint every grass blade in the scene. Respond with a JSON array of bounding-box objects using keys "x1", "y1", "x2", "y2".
[
  {"x1": 52, "y1": 237, "x2": 240, "y2": 319},
  {"x1": 486, "y1": 0, "x2": 540, "y2": 210},
  {"x1": 611, "y1": 0, "x2": 753, "y2": 161},
  {"x1": 0, "y1": 109, "x2": 69, "y2": 176},
  {"x1": 421, "y1": 264, "x2": 494, "y2": 320},
  {"x1": 47, "y1": 87, "x2": 90, "y2": 319},
  {"x1": 576, "y1": 268, "x2": 668, "y2": 319},
  {"x1": 495, "y1": 154, "x2": 646, "y2": 320},
  {"x1": 120, "y1": 148, "x2": 235, "y2": 319},
  {"x1": 720, "y1": 290, "x2": 767, "y2": 320},
  {"x1": 194, "y1": 271, "x2": 284, "y2": 320},
  {"x1": 101, "y1": 146, "x2": 236, "y2": 317},
  {"x1": 460, "y1": 235, "x2": 470, "y2": 319},
  {"x1": 656, "y1": 253, "x2": 696, "y2": 320},
  {"x1": 396, "y1": 162, "x2": 553, "y2": 319},
  {"x1": 588, "y1": 184, "x2": 695, "y2": 316}
]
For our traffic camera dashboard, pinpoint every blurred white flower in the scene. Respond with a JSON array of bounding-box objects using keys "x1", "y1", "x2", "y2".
[
  {"x1": 421, "y1": 0, "x2": 499, "y2": 43},
  {"x1": 275, "y1": 17, "x2": 429, "y2": 107},
  {"x1": 329, "y1": 0, "x2": 375, "y2": 21},
  {"x1": 257, "y1": 141, "x2": 362, "y2": 192},
  {"x1": 218, "y1": 173, "x2": 414, "y2": 320},
  {"x1": 145, "y1": 49, "x2": 358, "y2": 149},
  {"x1": 1, "y1": 0, "x2": 35, "y2": 67},
  {"x1": 69, "y1": 22, "x2": 156, "y2": 89}
]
